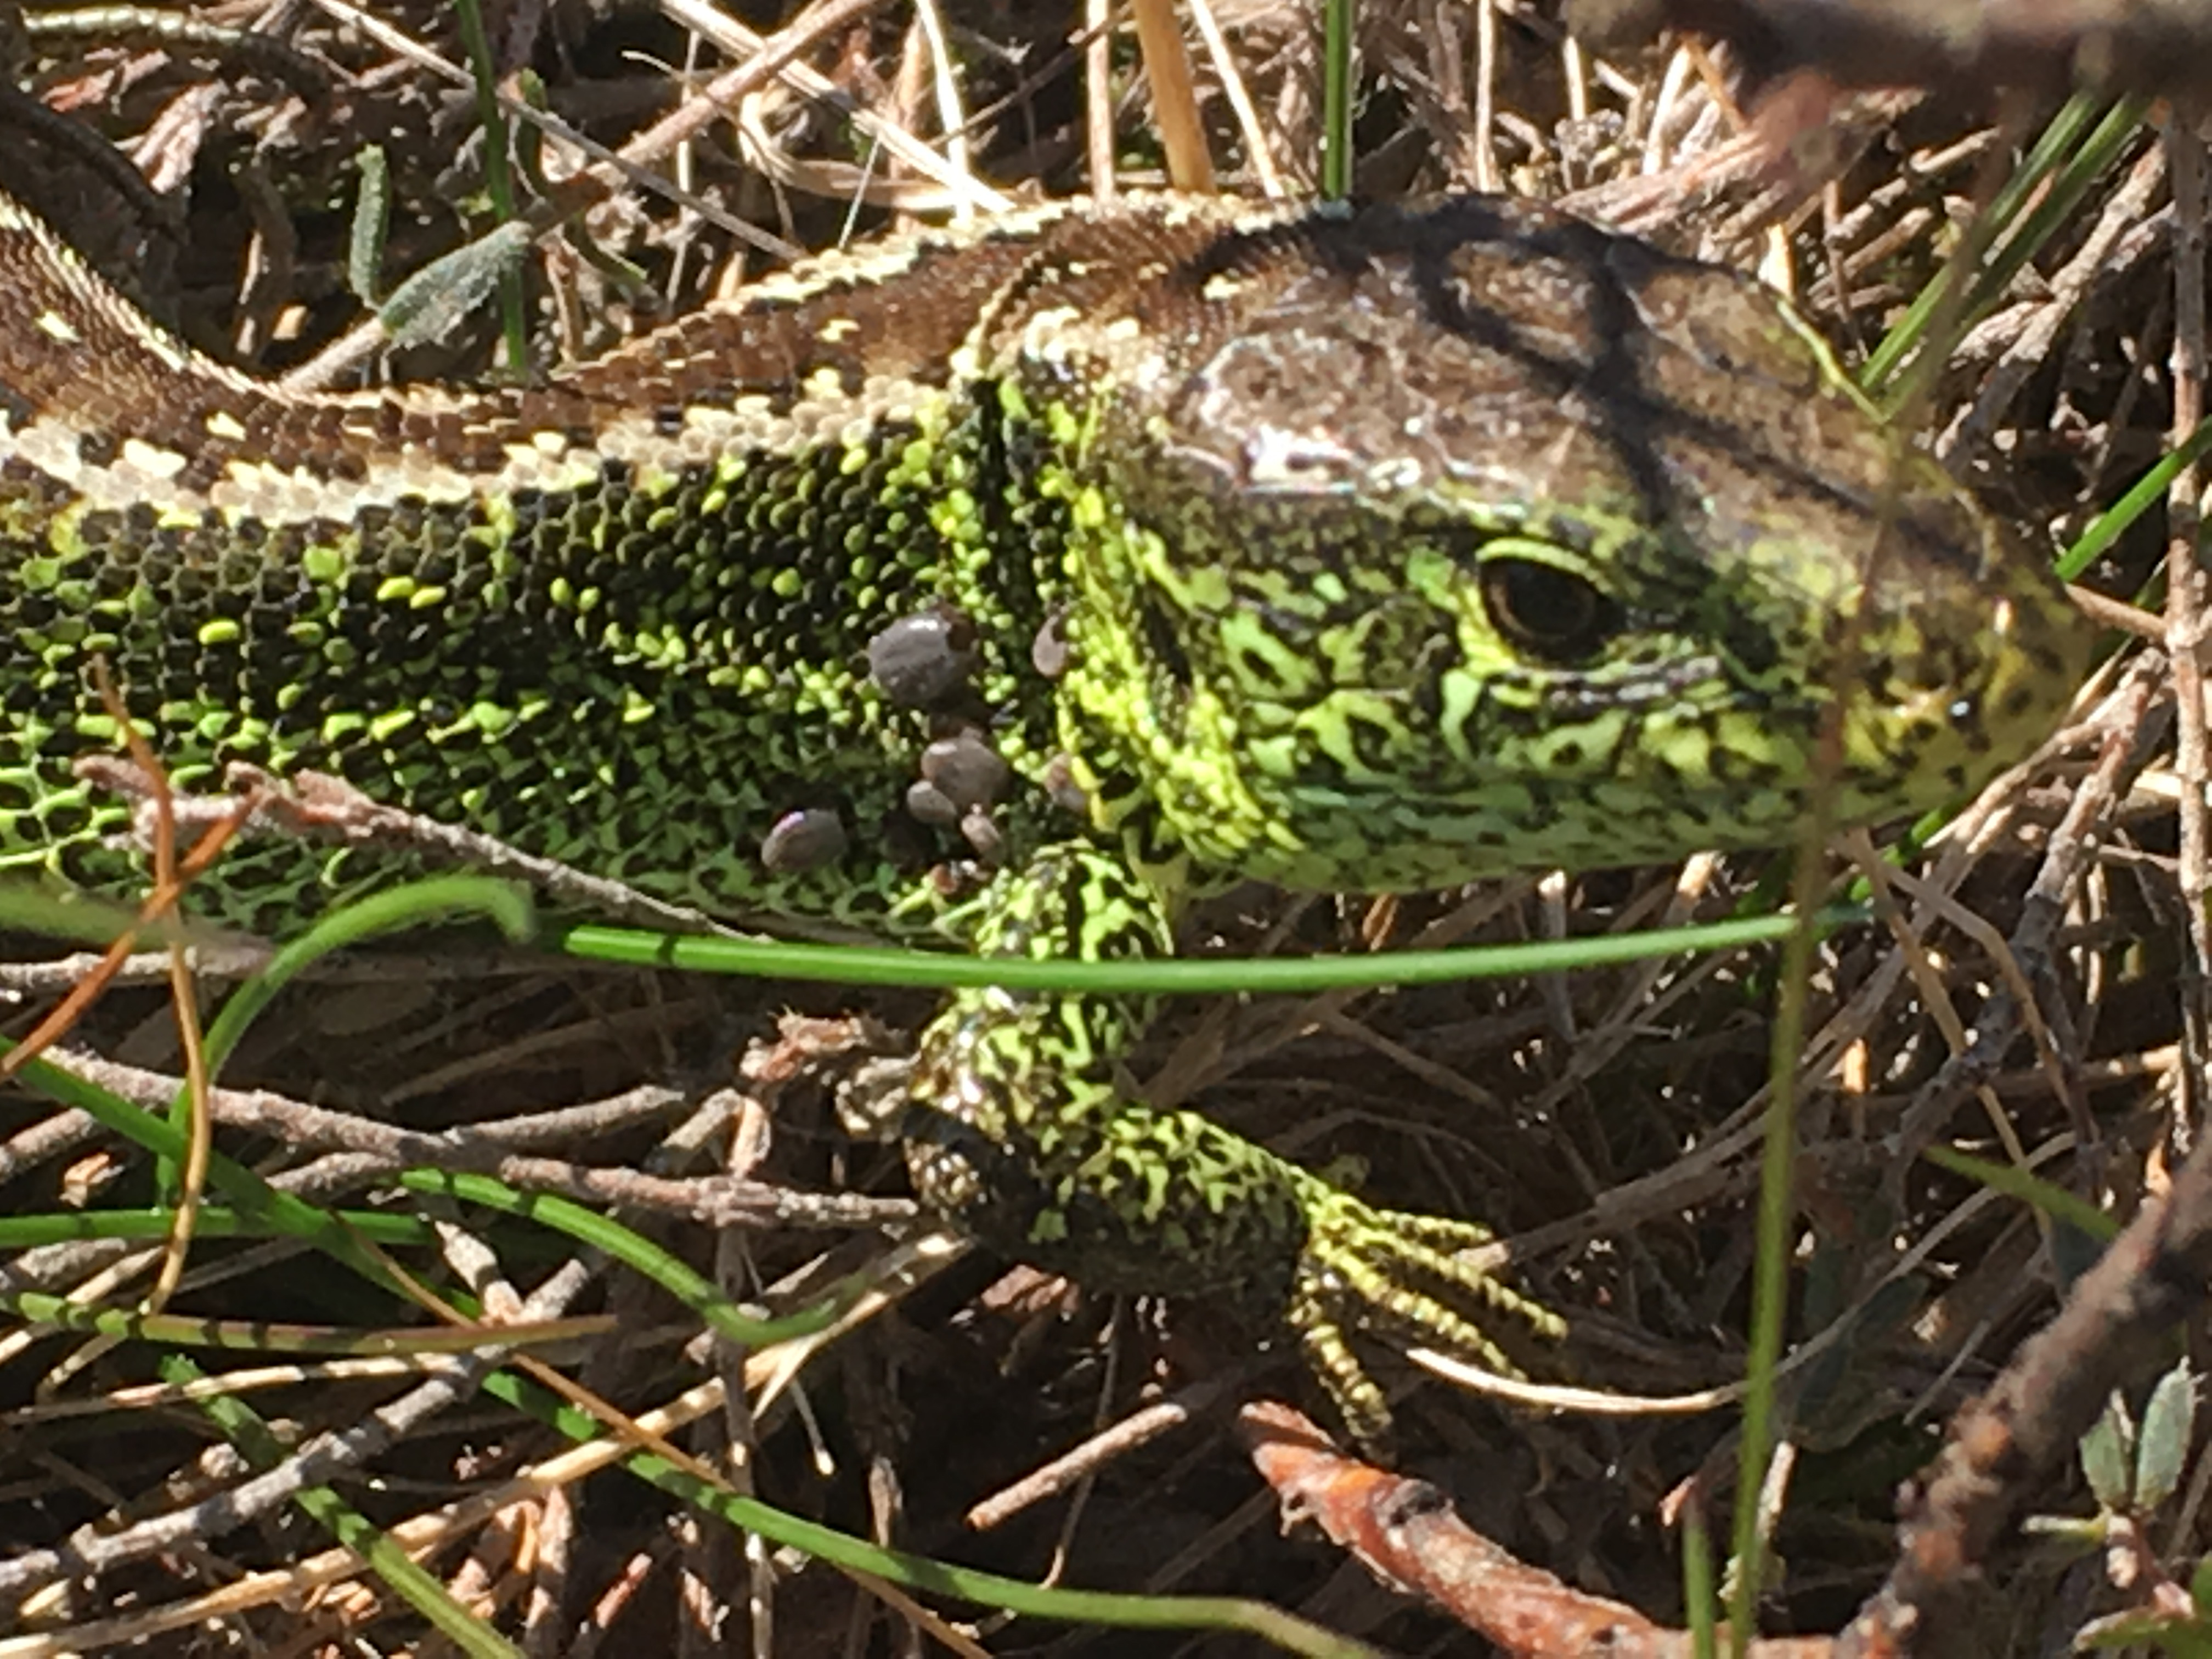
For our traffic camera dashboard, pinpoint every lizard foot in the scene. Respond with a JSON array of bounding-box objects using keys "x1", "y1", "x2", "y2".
[{"x1": 1286, "y1": 1187, "x2": 1566, "y2": 1449}]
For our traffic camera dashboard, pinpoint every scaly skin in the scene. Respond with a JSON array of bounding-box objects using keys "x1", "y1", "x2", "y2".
[{"x1": 0, "y1": 190, "x2": 2092, "y2": 1442}]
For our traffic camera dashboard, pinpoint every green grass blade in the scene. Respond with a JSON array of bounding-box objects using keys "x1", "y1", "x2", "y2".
[{"x1": 558, "y1": 907, "x2": 1858, "y2": 995}]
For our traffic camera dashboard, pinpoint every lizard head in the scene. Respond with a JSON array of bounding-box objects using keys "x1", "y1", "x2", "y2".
[{"x1": 1036, "y1": 196, "x2": 2094, "y2": 892}]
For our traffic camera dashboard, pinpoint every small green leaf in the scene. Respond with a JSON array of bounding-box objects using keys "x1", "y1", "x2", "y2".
[
  {"x1": 377, "y1": 223, "x2": 534, "y2": 349},
  {"x1": 349, "y1": 145, "x2": 391, "y2": 304},
  {"x1": 2138, "y1": 1358, "x2": 2198, "y2": 1511},
  {"x1": 2081, "y1": 1393, "x2": 2136, "y2": 1512},
  {"x1": 2074, "y1": 1607, "x2": 2184, "y2": 1650},
  {"x1": 2019, "y1": 1512, "x2": 2108, "y2": 1550},
  {"x1": 2191, "y1": 1553, "x2": 2212, "y2": 1612}
]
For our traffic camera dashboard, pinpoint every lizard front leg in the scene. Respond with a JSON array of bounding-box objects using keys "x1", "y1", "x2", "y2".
[{"x1": 903, "y1": 840, "x2": 1564, "y2": 1447}]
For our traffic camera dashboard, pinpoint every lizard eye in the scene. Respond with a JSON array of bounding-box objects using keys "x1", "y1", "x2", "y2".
[{"x1": 1479, "y1": 557, "x2": 1619, "y2": 665}]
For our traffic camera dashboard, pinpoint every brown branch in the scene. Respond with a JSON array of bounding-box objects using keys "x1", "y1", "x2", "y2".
[{"x1": 1237, "y1": 1401, "x2": 1830, "y2": 1657}]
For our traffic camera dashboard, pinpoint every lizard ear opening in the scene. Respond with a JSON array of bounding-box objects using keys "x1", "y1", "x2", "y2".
[{"x1": 1477, "y1": 556, "x2": 1619, "y2": 665}]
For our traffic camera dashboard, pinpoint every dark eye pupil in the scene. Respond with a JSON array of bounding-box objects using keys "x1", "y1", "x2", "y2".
[{"x1": 1480, "y1": 559, "x2": 1615, "y2": 663}]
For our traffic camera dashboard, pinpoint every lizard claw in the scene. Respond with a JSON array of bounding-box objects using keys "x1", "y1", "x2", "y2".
[{"x1": 1286, "y1": 1187, "x2": 1566, "y2": 1448}]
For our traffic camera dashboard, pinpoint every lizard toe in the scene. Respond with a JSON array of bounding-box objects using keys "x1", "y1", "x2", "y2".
[{"x1": 1288, "y1": 1188, "x2": 1566, "y2": 1446}]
